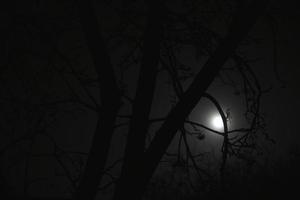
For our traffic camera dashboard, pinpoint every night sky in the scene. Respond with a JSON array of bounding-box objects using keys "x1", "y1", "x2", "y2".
[{"x1": 1, "y1": 0, "x2": 300, "y2": 200}]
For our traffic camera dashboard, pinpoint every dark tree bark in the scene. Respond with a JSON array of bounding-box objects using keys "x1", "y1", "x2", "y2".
[
  {"x1": 113, "y1": 1, "x2": 164, "y2": 199},
  {"x1": 73, "y1": 1, "x2": 121, "y2": 200}
]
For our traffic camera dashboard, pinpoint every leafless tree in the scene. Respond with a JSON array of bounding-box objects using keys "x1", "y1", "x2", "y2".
[{"x1": 0, "y1": 0, "x2": 276, "y2": 199}]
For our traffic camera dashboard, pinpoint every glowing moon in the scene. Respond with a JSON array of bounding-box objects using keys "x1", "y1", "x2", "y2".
[{"x1": 211, "y1": 115, "x2": 223, "y2": 130}]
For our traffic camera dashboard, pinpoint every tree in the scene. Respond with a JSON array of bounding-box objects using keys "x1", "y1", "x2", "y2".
[
  {"x1": 73, "y1": 1, "x2": 121, "y2": 200},
  {"x1": 0, "y1": 0, "x2": 274, "y2": 199},
  {"x1": 74, "y1": 0, "x2": 269, "y2": 200}
]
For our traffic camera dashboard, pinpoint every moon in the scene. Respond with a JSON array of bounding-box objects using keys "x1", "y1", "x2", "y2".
[{"x1": 211, "y1": 115, "x2": 223, "y2": 131}]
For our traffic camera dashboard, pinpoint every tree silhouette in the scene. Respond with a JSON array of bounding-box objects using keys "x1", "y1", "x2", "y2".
[
  {"x1": 73, "y1": 1, "x2": 121, "y2": 200},
  {"x1": 74, "y1": 0, "x2": 269, "y2": 200},
  {"x1": 0, "y1": 0, "x2": 279, "y2": 200}
]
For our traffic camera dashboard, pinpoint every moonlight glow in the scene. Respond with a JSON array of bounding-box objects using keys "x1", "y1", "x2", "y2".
[{"x1": 211, "y1": 115, "x2": 223, "y2": 131}]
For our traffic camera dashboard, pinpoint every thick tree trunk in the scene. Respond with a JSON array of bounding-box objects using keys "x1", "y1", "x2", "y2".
[
  {"x1": 73, "y1": 1, "x2": 121, "y2": 200},
  {"x1": 113, "y1": 1, "x2": 164, "y2": 200}
]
